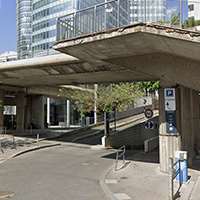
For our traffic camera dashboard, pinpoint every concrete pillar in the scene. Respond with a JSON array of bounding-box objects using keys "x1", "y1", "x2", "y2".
[
  {"x1": 159, "y1": 84, "x2": 199, "y2": 172},
  {"x1": 159, "y1": 86, "x2": 181, "y2": 173},
  {"x1": 31, "y1": 95, "x2": 45, "y2": 129},
  {"x1": 25, "y1": 95, "x2": 32, "y2": 129},
  {"x1": 0, "y1": 91, "x2": 4, "y2": 127},
  {"x1": 16, "y1": 92, "x2": 26, "y2": 132}
]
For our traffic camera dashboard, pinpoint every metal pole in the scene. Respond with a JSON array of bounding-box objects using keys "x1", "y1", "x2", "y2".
[
  {"x1": 115, "y1": 151, "x2": 119, "y2": 171},
  {"x1": 114, "y1": 107, "x2": 117, "y2": 132},
  {"x1": 93, "y1": 6, "x2": 97, "y2": 32},
  {"x1": 66, "y1": 100, "x2": 70, "y2": 128},
  {"x1": 169, "y1": 157, "x2": 174, "y2": 200},
  {"x1": 179, "y1": 160, "x2": 182, "y2": 188},
  {"x1": 179, "y1": 0, "x2": 182, "y2": 28},
  {"x1": 47, "y1": 97, "x2": 50, "y2": 126},
  {"x1": 94, "y1": 84, "x2": 98, "y2": 124},
  {"x1": 117, "y1": 0, "x2": 120, "y2": 27},
  {"x1": 144, "y1": 0, "x2": 147, "y2": 23}
]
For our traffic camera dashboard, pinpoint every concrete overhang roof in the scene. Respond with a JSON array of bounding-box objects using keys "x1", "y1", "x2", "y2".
[
  {"x1": 54, "y1": 23, "x2": 200, "y2": 90},
  {"x1": 1, "y1": 23, "x2": 200, "y2": 91}
]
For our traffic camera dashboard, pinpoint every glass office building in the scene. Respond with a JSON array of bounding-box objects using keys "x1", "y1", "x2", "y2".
[
  {"x1": 76, "y1": 0, "x2": 165, "y2": 24},
  {"x1": 130, "y1": 0, "x2": 166, "y2": 23},
  {"x1": 32, "y1": 0, "x2": 77, "y2": 57},
  {"x1": 16, "y1": 0, "x2": 32, "y2": 59}
]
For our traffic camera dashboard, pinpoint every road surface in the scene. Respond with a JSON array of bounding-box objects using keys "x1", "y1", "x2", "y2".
[{"x1": 0, "y1": 145, "x2": 115, "y2": 200}]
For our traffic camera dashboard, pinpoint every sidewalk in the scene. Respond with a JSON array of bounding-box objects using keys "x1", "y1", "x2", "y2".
[
  {"x1": 0, "y1": 134, "x2": 60, "y2": 164},
  {"x1": 102, "y1": 151, "x2": 200, "y2": 200}
]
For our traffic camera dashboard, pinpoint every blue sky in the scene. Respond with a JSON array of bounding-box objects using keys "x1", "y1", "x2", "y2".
[{"x1": 0, "y1": 0, "x2": 16, "y2": 53}]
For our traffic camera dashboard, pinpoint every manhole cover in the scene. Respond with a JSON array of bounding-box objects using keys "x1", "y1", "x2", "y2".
[
  {"x1": 120, "y1": 176, "x2": 128, "y2": 180},
  {"x1": 0, "y1": 191, "x2": 14, "y2": 199}
]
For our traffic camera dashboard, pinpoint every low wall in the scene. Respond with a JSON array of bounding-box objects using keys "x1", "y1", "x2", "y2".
[
  {"x1": 109, "y1": 116, "x2": 159, "y2": 149},
  {"x1": 144, "y1": 136, "x2": 159, "y2": 153}
]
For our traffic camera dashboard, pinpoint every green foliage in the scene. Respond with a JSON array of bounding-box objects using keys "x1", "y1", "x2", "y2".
[
  {"x1": 170, "y1": 13, "x2": 180, "y2": 26},
  {"x1": 97, "y1": 83, "x2": 143, "y2": 113},
  {"x1": 138, "y1": 81, "x2": 160, "y2": 94},
  {"x1": 183, "y1": 17, "x2": 200, "y2": 28},
  {"x1": 59, "y1": 89, "x2": 94, "y2": 117},
  {"x1": 59, "y1": 82, "x2": 143, "y2": 116}
]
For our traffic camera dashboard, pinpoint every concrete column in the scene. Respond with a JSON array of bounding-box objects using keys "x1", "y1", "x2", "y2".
[
  {"x1": 159, "y1": 84, "x2": 200, "y2": 172},
  {"x1": 159, "y1": 86, "x2": 181, "y2": 173},
  {"x1": 0, "y1": 91, "x2": 4, "y2": 127},
  {"x1": 16, "y1": 92, "x2": 26, "y2": 132},
  {"x1": 31, "y1": 95, "x2": 45, "y2": 129},
  {"x1": 179, "y1": 87, "x2": 198, "y2": 165}
]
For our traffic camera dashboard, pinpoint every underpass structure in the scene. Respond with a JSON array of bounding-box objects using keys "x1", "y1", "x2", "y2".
[
  {"x1": 54, "y1": 22, "x2": 200, "y2": 172},
  {"x1": 0, "y1": 21, "x2": 200, "y2": 172}
]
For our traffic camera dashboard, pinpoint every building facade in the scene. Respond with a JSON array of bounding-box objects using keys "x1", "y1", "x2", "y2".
[
  {"x1": 188, "y1": 0, "x2": 200, "y2": 20},
  {"x1": 17, "y1": 0, "x2": 77, "y2": 58},
  {"x1": 32, "y1": 0, "x2": 77, "y2": 57},
  {"x1": 16, "y1": 0, "x2": 32, "y2": 59},
  {"x1": 77, "y1": 0, "x2": 165, "y2": 24},
  {"x1": 0, "y1": 51, "x2": 17, "y2": 63}
]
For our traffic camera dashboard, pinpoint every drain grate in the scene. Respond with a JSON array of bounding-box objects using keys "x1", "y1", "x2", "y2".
[{"x1": 0, "y1": 191, "x2": 14, "y2": 199}]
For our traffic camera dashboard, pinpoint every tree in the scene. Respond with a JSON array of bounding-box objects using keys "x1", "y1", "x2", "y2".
[
  {"x1": 97, "y1": 83, "x2": 143, "y2": 113},
  {"x1": 138, "y1": 81, "x2": 160, "y2": 96},
  {"x1": 170, "y1": 13, "x2": 180, "y2": 26},
  {"x1": 59, "y1": 88, "x2": 94, "y2": 125},
  {"x1": 183, "y1": 17, "x2": 200, "y2": 28},
  {"x1": 59, "y1": 82, "x2": 143, "y2": 119}
]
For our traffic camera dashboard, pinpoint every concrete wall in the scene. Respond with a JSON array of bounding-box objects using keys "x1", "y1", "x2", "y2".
[{"x1": 109, "y1": 117, "x2": 159, "y2": 149}]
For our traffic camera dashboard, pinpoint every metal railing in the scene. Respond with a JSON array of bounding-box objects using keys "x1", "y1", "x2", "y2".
[
  {"x1": 169, "y1": 157, "x2": 182, "y2": 200},
  {"x1": 115, "y1": 145, "x2": 126, "y2": 171},
  {"x1": 0, "y1": 127, "x2": 6, "y2": 136},
  {"x1": 56, "y1": 0, "x2": 198, "y2": 42}
]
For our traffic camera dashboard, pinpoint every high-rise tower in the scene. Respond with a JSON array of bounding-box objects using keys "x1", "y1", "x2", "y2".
[{"x1": 16, "y1": 0, "x2": 32, "y2": 59}]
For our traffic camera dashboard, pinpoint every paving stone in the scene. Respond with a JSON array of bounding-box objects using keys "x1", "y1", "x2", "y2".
[
  {"x1": 113, "y1": 193, "x2": 131, "y2": 200},
  {"x1": 105, "y1": 179, "x2": 118, "y2": 184}
]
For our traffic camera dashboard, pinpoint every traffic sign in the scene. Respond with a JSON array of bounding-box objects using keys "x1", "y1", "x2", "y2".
[{"x1": 144, "y1": 108, "x2": 153, "y2": 119}]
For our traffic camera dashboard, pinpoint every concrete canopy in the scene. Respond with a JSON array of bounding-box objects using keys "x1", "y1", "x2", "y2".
[
  {"x1": 1, "y1": 23, "x2": 200, "y2": 91},
  {"x1": 54, "y1": 23, "x2": 200, "y2": 91}
]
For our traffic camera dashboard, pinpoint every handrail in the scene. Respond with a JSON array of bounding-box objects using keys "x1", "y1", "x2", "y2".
[
  {"x1": 115, "y1": 145, "x2": 126, "y2": 171},
  {"x1": 169, "y1": 157, "x2": 182, "y2": 200}
]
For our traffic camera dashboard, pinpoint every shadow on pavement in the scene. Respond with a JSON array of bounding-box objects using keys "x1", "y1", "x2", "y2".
[{"x1": 101, "y1": 149, "x2": 159, "y2": 164}]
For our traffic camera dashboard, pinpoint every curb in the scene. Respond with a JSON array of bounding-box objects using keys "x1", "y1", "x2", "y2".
[
  {"x1": 0, "y1": 143, "x2": 61, "y2": 165},
  {"x1": 13, "y1": 143, "x2": 61, "y2": 158},
  {"x1": 99, "y1": 164, "x2": 117, "y2": 200}
]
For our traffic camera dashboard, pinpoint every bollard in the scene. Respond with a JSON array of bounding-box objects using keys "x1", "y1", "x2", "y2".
[
  {"x1": 13, "y1": 135, "x2": 16, "y2": 149},
  {"x1": 37, "y1": 133, "x2": 40, "y2": 143}
]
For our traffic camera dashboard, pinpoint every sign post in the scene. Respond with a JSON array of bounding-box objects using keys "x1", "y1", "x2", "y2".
[{"x1": 164, "y1": 88, "x2": 177, "y2": 134}]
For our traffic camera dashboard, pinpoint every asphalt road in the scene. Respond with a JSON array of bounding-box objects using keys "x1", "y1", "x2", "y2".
[{"x1": 0, "y1": 145, "x2": 115, "y2": 200}]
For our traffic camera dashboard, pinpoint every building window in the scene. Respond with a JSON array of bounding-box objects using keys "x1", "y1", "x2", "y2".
[{"x1": 188, "y1": 4, "x2": 194, "y2": 11}]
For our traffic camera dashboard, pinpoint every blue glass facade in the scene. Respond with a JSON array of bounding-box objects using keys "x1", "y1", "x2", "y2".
[
  {"x1": 32, "y1": 0, "x2": 77, "y2": 57},
  {"x1": 16, "y1": 0, "x2": 32, "y2": 59}
]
